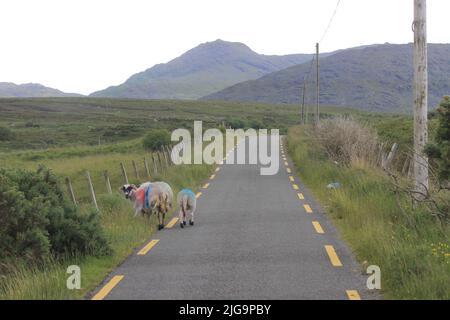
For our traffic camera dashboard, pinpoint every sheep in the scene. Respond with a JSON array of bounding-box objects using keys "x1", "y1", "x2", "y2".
[
  {"x1": 177, "y1": 188, "x2": 196, "y2": 228},
  {"x1": 121, "y1": 181, "x2": 173, "y2": 230}
]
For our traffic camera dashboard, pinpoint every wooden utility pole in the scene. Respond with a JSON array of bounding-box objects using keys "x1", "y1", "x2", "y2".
[
  {"x1": 315, "y1": 42, "x2": 320, "y2": 125},
  {"x1": 413, "y1": 0, "x2": 429, "y2": 197},
  {"x1": 301, "y1": 76, "x2": 306, "y2": 124}
]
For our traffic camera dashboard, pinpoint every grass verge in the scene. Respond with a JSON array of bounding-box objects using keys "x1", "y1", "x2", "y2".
[{"x1": 287, "y1": 125, "x2": 450, "y2": 299}]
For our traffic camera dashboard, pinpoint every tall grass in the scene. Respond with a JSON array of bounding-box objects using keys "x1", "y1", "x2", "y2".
[{"x1": 288, "y1": 125, "x2": 450, "y2": 299}]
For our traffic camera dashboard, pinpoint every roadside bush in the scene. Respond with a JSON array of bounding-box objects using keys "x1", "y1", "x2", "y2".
[
  {"x1": 142, "y1": 129, "x2": 171, "y2": 151},
  {"x1": 425, "y1": 97, "x2": 450, "y2": 184},
  {"x1": 313, "y1": 117, "x2": 379, "y2": 167},
  {"x1": 0, "y1": 166, "x2": 111, "y2": 264},
  {"x1": 0, "y1": 126, "x2": 15, "y2": 141}
]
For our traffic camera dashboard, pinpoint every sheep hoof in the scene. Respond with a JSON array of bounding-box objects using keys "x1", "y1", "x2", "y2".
[
  {"x1": 189, "y1": 221, "x2": 194, "y2": 226},
  {"x1": 183, "y1": 221, "x2": 187, "y2": 226},
  {"x1": 180, "y1": 223, "x2": 184, "y2": 229}
]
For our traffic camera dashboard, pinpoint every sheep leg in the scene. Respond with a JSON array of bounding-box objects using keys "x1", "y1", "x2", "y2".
[
  {"x1": 179, "y1": 209, "x2": 185, "y2": 228},
  {"x1": 157, "y1": 212, "x2": 164, "y2": 230},
  {"x1": 189, "y1": 211, "x2": 194, "y2": 226}
]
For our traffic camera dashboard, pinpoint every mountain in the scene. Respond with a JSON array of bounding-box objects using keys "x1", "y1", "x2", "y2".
[
  {"x1": 0, "y1": 82, "x2": 82, "y2": 98},
  {"x1": 90, "y1": 39, "x2": 315, "y2": 100},
  {"x1": 202, "y1": 43, "x2": 450, "y2": 112}
]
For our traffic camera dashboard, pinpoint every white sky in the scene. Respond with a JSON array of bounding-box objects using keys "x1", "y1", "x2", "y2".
[{"x1": 0, "y1": 0, "x2": 448, "y2": 95}]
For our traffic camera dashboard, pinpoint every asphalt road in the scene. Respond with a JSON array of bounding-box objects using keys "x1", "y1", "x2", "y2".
[{"x1": 91, "y1": 137, "x2": 376, "y2": 300}]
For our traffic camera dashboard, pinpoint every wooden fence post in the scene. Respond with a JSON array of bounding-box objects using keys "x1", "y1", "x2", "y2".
[
  {"x1": 158, "y1": 151, "x2": 165, "y2": 171},
  {"x1": 377, "y1": 142, "x2": 386, "y2": 167},
  {"x1": 402, "y1": 156, "x2": 410, "y2": 175},
  {"x1": 165, "y1": 145, "x2": 172, "y2": 165},
  {"x1": 384, "y1": 143, "x2": 398, "y2": 170},
  {"x1": 162, "y1": 147, "x2": 169, "y2": 167},
  {"x1": 104, "y1": 170, "x2": 112, "y2": 194},
  {"x1": 132, "y1": 160, "x2": 140, "y2": 180},
  {"x1": 86, "y1": 171, "x2": 99, "y2": 210},
  {"x1": 152, "y1": 153, "x2": 158, "y2": 175},
  {"x1": 120, "y1": 162, "x2": 129, "y2": 184},
  {"x1": 408, "y1": 158, "x2": 414, "y2": 178},
  {"x1": 144, "y1": 157, "x2": 150, "y2": 178},
  {"x1": 65, "y1": 177, "x2": 77, "y2": 206}
]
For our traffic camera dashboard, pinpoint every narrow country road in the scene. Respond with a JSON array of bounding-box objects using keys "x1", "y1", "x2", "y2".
[{"x1": 91, "y1": 137, "x2": 375, "y2": 300}]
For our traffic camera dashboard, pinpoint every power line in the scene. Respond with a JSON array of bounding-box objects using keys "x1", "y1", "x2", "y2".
[{"x1": 319, "y1": 0, "x2": 342, "y2": 44}]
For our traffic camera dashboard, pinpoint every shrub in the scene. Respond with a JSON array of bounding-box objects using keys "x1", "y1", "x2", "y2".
[
  {"x1": 0, "y1": 166, "x2": 111, "y2": 264},
  {"x1": 312, "y1": 117, "x2": 379, "y2": 167},
  {"x1": 25, "y1": 122, "x2": 40, "y2": 128},
  {"x1": 0, "y1": 126, "x2": 15, "y2": 141},
  {"x1": 226, "y1": 118, "x2": 247, "y2": 129},
  {"x1": 142, "y1": 129, "x2": 171, "y2": 151},
  {"x1": 425, "y1": 97, "x2": 450, "y2": 183},
  {"x1": 249, "y1": 119, "x2": 264, "y2": 129}
]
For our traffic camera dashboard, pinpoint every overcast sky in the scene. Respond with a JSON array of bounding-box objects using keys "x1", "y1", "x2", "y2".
[{"x1": 0, "y1": 0, "x2": 448, "y2": 95}]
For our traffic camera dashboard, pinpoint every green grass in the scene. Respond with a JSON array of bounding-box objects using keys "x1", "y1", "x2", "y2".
[
  {"x1": 0, "y1": 97, "x2": 398, "y2": 152},
  {"x1": 0, "y1": 97, "x2": 304, "y2": 151},
  {"x1": 287, "y1": 126, "x2": 450, "y2": 299}
]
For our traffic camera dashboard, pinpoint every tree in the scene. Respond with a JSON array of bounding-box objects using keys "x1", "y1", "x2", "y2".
[
  {"x1": 425, "y1": 97, "x2": 450, "y2": 184},
  {"x1": 142, "y1": 129, "x2": 171, "y2": 151}
]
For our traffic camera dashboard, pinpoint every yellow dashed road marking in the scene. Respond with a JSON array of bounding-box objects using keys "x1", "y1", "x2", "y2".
[
  {"x1": 284, "y1": 161, "x2": 289, "y2": 166},
  {"x1": 91, "y1": 275, "x2": 124, "y2": 300},
  {"x1": 215, "y1": 167, "x2": 220, "y2": 172},
  {"x1": 196, "y1": 192, "x2": 202, "y2": 198},
  {"x1": 289, "y1": 176, "x2": 295, "y2": 182},
  {"x1": 312, "y1": 221, "x2": 325, "y2": 234},
  {"x1": 165, "y1": 218, "x2": 179, "y2": 229},
  {"x1": 346, "y1": 290, "x2": 361, "y2": 300},
  {"x1": 304, "y1": 204, "x2": 313, "y2": 213},
  {"x1": 286, "y1": 168, "x2": 292, "y2": 174},
  {"x1": 325, "y1": 245, "x2": 343, "y2": 267},
  {"x1": 297, "y1": 193, "x2": 305, "y2": 200},
  {"x1": 210, "y1": 174, "x2": 216, "y2": 180},
  {"x1": 293, "y1": 184, "x2": 299, "y2": 190},
  {"x1": 137, "y1": 239, "x2": 160, "y2": 256},
  {"x1": 203, "y1": 183, "x2": 210, "y2": 189}
]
